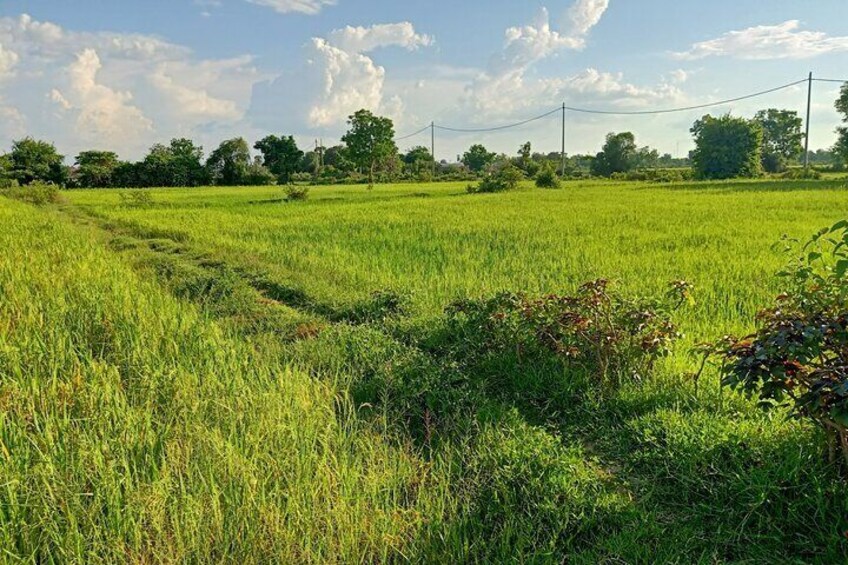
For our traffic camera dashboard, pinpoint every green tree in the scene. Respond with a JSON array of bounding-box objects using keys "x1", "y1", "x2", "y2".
[
  {"x1": 341, "y1": 109, "x2": 398, "y2": 187},
  {"x1": 754, "y1": 109, "x2": 804, "y2": 173},
  {"x1": 206, "y1": 138, "x2": 252, "y2": 186},
  {"x1": 835, "y1": 83, "x2": 848, "y2": 167},
  {"x1": 75, "y1": 151, "x2": 119, "y2": 188},
  {"x1": 590, "y1": 132, "x2": 638, "y2": 177},
  {"x1": 461, "y1": 144, "x2": 496, "y2": 173},
  {"x1": 167, "y1": 138, "x2": 208, "y2": 187},
  {"x1": 402, "y1": 146, "x2": 434, "y2": 179},
  {"x1": 254, "y1": 135, "x2": 303, "y2": 184},
  {"x1": 690, "y1": 114, "x2": 763, "y2": 179},
  {"x1": 9, "y1": 137, "x2": 66, "y2": 185}
]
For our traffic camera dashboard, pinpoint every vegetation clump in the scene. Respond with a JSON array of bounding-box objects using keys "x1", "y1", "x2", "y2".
[
  {"x1": 534, "y1": 163, "x2": 561, "y2": 188},
  {"x1": 445, "y1": 279, "x2": 690, "y2": 389},
  {"x1": 1, "y1": 181, "x2": 60, "y2": 205},
  {"x1": 467, "y1": 163, "x2": 524, "y2": 193},
  {"x1": 285, "y1": 184, "x2": 310, "y2": 201},
  {"x1": 706, "y1": 220, "x2": 848, "y2": 470}
]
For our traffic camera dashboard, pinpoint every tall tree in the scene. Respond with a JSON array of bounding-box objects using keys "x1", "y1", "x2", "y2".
[
  {"x1": 167, "y1": 138, "x2": 208, "y2": 186},
  {"x1": 341, "y1": 109, "x2": 398, "y2": 187},
  {"x1": 835, "y1": 83, "x2": 848, "y2": 167},
  {"x1": 591, "y1": 132, "x2": 638, "y2": 177},
  {"x1": 753, "y1": 109, "x2": 804, "y2": 172},
  {"x1": 75, "y1": 151, "x2": 119, "y2": 188},
  {"x1": 690, "y1": 114, "x2": 763, "y2": 179},
  {"x1": 206, "y1": 138, "x2": 252, "y2": 186},
  {"x1": 9, "y1": 137, "x2": 66, "y2": 185},
  {"x1": 254, "y1": 135, "x2": 303, "y2": 184},
  {"x1": 461, "y1": 144, "x2": 496, "y2": 173}
]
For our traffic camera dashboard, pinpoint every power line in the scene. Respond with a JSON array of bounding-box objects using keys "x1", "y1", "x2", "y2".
[
  {"x1": 434, "y1": 107, "x2": 562, "y2": 133},
  {"x1": 562, "y1": 78, "x2": 808, "y2": 116},
  {"x1": 394, "y1": 125, "x2": 431, "y2": 142},
  {"x1": 813, "y1": 78, "x2": 848, "y2": 84}
]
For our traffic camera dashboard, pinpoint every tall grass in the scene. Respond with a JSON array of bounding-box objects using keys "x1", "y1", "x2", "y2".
[
  {"x1": 0, "y1": 198, "x2": 444, "y2": 562},
  {"x1": 6, "y1": 178, "x2": 848, "y2": 561}
]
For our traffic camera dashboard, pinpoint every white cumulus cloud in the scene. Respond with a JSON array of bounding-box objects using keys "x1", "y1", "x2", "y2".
[
  {"x1": 52, "y1": 49, "x2": 153, "y2": 142},
  {"x1": 250, "y1": 21, "x2": 432, "y2": 132},
  {"x1": 674, "y1": 20, "x2": 848, "y2": 60}
]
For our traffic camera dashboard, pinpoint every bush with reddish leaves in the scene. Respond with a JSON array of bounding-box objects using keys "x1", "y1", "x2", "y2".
[
  {"x1": 445, "y1": 279, "x2": 691, "y2": 391},
  {"x1": 706, "y1": 220, "x2": 848, "y2": 468}
]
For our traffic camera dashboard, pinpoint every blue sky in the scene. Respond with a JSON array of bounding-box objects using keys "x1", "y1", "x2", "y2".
[{"x1": 1, "y1": 0, "x2": 847, "y2": 161}]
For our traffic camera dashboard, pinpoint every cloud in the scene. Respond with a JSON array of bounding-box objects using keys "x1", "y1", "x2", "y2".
[
  {"x1": 247, "y1": 0, "x2": 335, "y2": 15},
  {"x1": 466, "y1": 1, "x2": 609, "y2": 116},
  {"x1": 674, "y1": 20, "x2": 848, "y2": 60},
  {"x1": 0, "y1": 13, "x2": 259, "y2": 157},
  {"x1": 328, "y1": 22, "x2": 433, "y2": 53},
  {"x1": 566, "y1": 0, "x2": 610, "y2": 44},
  {"x1": 51, "y1": 49, "x2": 153, "y2": 142},
  {"x1": 249, "y1": 21, "x2": 432, "y2": 132},
  {"x1": 0, "y1": 44, "x2": 18, "y2": 78}
]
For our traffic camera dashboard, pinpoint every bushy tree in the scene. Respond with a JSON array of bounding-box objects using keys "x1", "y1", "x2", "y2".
[
  {"x1": 207, "y1": 138, "x2": 251, "y2": 186},
  {"x1": 75, "y1": 151, "x2": 119, "y2": 188},
  {"x1": 690, "y1": 114, "x2": 763, "y2": 179},
  {"x1": 403, "y1": 146, "x2": 434, "y2": 179},
  {"x1": 254, "y1": 135, "x2": 303, "y2": 184},
  {"x1": 754, "y1": 109, "x2": 804, "y2": 173},
  {"x1": 461, "y1": 144, "x2": 496, "y2": 173},
  {"x1": 591, "y1": 132, "x2": 637, "y2": 177},
  {"x1": 167, "y1": 138, "x2": 208, "y2": 186},
  {"x1": 341, "y1": 109, "x2": 398, "y2": 187},
  {"x1": 835, "y1": 83, "x2": 848, "y2": 167},
  {"x1": 135, "y1": 139, "x2": 207, "y2": 187},
  {"x1": 9, "y1": 137, "x2": 66, "y2": 185}
]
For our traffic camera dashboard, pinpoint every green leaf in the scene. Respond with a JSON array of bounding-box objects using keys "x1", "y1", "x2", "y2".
[
  {"x1": 836, "y1": 260, "x2": 848, "y2": 278},
  {"x1": 830, "y1": 219, "x2": 848, "y2": 232}
]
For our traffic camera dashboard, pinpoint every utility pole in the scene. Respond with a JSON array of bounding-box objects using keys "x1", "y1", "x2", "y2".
[
  {"x1": 430, "y1": 121, "x2": 436, "y2": 180},
  {"x1": 804, "y1": 72, "x2": 813, "y2": 169},
  {"x1": 561, "y1": 103, "x2": 566, "y2": 176}
]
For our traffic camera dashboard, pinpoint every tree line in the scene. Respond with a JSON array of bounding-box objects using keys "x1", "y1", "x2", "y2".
[{"x1": 2, "y1": 84, "x2": 847, "y2": 189}]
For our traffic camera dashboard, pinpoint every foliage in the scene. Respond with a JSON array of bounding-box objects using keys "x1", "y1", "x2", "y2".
[
  {"x1": 285, "y1": 184, "x2": 310, "y2": 201},
  {"x1": 207, "y1": 137, "x2": 252, "y2": 186},
  {"x1": 591, "y1": 132, "x2": 638, "y2": 177},
  {"x1": 836, "y1": 83, "x2": 848, "y2": 167},
  {"x1": 611, "y1": 168, "x2": 694, "y2": 183},
  {"x1": 74, "y1": 150, "x2": 119, "y2": 188},
  {"x1": 445, "y1": 279, "x2": 689, "y2": 389},
  {"x1": 754, "y1": 109, "x2": 804, "y2": 173},
  {"x1": 1, "y1": 181, "x2": 60, "y2": 205},
  {"x1": 461, "y1": 144, "x2": 496, "y2": 173},
  {"x1": 9, "y1": 137, "x2": 66, "y2": 185},
  {"x1": 781, "y1": 168, "x2": 822, "y2": 180},
  {"x1": 467, "y1": 163, "x2": 524, "y2": 193},
  {"x1": 255, "y1": 135, "x2": 303, "y2": 184},
  {"x1": 690, "y1": 114, "x2": 763, "y2": 179},
  {"x1": 535, "y1": 162, "x2": 561, "y2": 188},
  {"x1": 341, "y1": 109, "x2": 398, "y2": 188},
  {"x1": 705, "y1": 221, "x2": 848, "y2": 469},
  {"x1": 402, "y1": 146, "x2": 434, "y2": 181},
  {"x1": 118, "y1": 190, "x2": 155, "y2": 208},
  {"x1": 244, "y1": 159, "x2": 277, "y2": 186}
]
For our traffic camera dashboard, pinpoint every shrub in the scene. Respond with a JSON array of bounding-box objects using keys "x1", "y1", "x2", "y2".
[
  {"x1": 781, "y1": 168, "x2": 823, "y2": 180},
  {"x1": 445, "y1": 279, "x2": 690, "y2": 390},
  {"x1": 467, "y1": 164, "x2": 524, "y2": 194},
  {"x1": 535, "y1": 164, "x2": 561, "y2": 189},
  {"x1": 0, "y1": 178, "x2": 19, "y2": 189},
  {"x1": 1, "y1": 181, "x2": 60, "y2": 205},
  {"x1": 118, "y1": 190, "x2": 154, "y2": 208},
  {"x1": 704, "y1": 221, "x2": 848, "y2": 470},
  {"x1": 285, "y1": 185, "x2": 310, "y2": 201}
]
